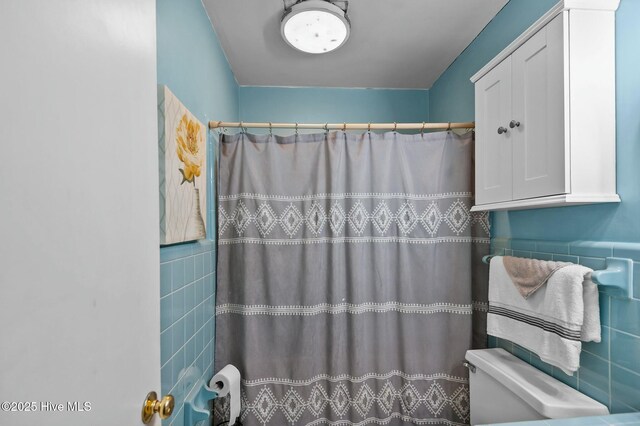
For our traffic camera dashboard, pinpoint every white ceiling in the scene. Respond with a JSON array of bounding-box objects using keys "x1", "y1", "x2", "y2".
[{"x1": 204, "y1": 0, "x2": 508, "y2": 89}]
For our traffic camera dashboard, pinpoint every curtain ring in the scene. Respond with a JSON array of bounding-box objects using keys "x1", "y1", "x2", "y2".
[
  {"x1": 269, "y1": 122, "x2": 273, "y2": 136},
  {"x1": 393, "y1": 122, "x2": 397, "y2": 132},
  {"x1": 343, "y1": 122, "x2": 347, "y2": 132},
  {"x1": 324, "y1": 123, "x2": 329, "y2": 133},
  {"x1": 295, "y1": 123, "x2": 299, "y2": 135},
  {"x1": 368, "y1": 122, "x2": 371, "y2": 133},
  {"x1": 447, "y1": 122, "x2": 452, "y2": 132},
  {"x1": 239, "y1": 121, "x2": 244, "y2": 134}
]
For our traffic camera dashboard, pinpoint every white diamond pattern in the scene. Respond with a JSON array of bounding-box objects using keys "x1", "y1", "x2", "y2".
[
  {"x1": 232, "y1": 201, "x2": 252, "y2": 235},
  {"x1": 328, "y1": 203, "x2": 346, "y2": 234},
  {"x1": 252, "y1": 387, "x2": 278, "y2": 424},
  {"x1": 307, "y1": 384, "x2": 329, "y2": 416},
  {"x1": 330, "y1": 383, "x2": 351, "y2": 416},
  {"x1": 348, "y1": 201, "x2": 369, "y2": 235},
  {"x1": 255, "y1": 203, "x2": 278, "y2": 237},
  {"x1": 444, "y1": 199, "x2": 471, "y2": 235},
  {"x1": 221, "y1": 197, "x2": 475, "y2": 241},
  {"x1": 424, "y1": 382, "x2": 447, "y2": 415},
  {"x1": 241, "y1": 379, "x2": 470, "y2": 424},
  {"x1": 472, "y1": 211, "x2": 490, "y2": 235},
  {"x1": 420, "y1": 202, "x2": 443, "y2": 236},
  {"x1": 241, "y1": 389, "x2": 250, "y2": 421},
  {"x1": 377, "y1": 382, "x2": 396, "y2": 415},
  {"x1": 305, "y1": 202, "x2": 327, "y2": 236},
  {"x1": 280, "y1": 203, "x2": 304, "y2": 238},
  {"x1": 399, "y1": 384, "x2": 421, "y2": 414},
  {"x1": 396, "y1": 203, "x2": 419, "y2": 235},
  {"x1": 352, "y1": 383, "x2": 375, "y2": 417},
  {"x1": 372, "y1": 202, "x2": 393, "y2": 235},
  {"x1": 282, "y1": 389, "x2": 306, "y2": 424},
  {"x1": 451, "y1": 385, "x2": 470, "y2": 421},
  {"x1": 218, "y1": 206, "x2": 230, "y2": 235}
]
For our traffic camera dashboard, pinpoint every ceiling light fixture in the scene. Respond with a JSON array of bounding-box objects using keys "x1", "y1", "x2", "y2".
[{"x1": 281, "y1": 0, "x2": 350, "y2": 54}]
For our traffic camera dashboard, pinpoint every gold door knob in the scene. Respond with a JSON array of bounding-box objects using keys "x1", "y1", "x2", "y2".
[{"x1": 141, "y1": 391, "x2": 174, "y2": 424}]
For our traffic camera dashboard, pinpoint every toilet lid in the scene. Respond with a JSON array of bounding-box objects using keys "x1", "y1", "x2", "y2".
[{"x1": 465, "y1": 348, "x2": 609, "y2": 418}]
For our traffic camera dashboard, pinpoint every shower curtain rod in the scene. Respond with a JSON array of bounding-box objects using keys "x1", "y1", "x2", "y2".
[{"x1": 208, "y1": 121, "x2": 475, "y2": 131}]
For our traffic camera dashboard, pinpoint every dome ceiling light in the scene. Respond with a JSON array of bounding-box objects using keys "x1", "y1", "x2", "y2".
[{"x1": 281, "y1": 0, "x2": 350, "y2": 54}]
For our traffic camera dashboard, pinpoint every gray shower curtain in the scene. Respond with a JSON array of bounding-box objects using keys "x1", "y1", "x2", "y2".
[{"x1": 214, "y1": 130, "x2": 489, "y2": 426}]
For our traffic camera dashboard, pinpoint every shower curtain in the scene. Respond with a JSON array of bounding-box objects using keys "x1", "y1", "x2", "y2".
[{"x1": 214, "y1": 130, "x2": 489, "y2": 426}]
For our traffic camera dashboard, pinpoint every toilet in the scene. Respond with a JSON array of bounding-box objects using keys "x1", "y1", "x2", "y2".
[{"x1": 465, "y1": 348, "x2": 609, "y2": 425}]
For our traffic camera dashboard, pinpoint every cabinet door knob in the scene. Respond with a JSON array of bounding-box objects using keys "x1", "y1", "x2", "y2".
[
  {"x1": 509, "y1": 120, "x2": 520, "y2": 128},
  {"x1": 497, "y1": 126, "x2": 508, "y2": 135}
]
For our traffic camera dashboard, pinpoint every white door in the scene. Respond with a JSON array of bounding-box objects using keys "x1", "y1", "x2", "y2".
[
  {"x1": 474, "y1": 57, "x2": 513, "y2": 205},
  {"x1": 511, "y1": 14, "x2": 567, "y2": 200},
  {"x1": 0, "y1": 1, "x2": 162, "y2": 426}
]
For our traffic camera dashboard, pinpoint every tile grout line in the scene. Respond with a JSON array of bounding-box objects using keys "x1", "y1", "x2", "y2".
[
  {"x1": 166, "y1": 343, "x2": 215, "y2": 426},
  {"x1": 162, "y1": 299, "x2": 215, "y2": 369},
  {"x1": 160, "y1": 284, "x2": 215, "y2": 334},
  {"x1": 492, "y1": 238, "x2": 640, "y2": 413},
  {"x1": 168, "y1": 337, "x2": 214, "y2": 396},
  {"x1": 160, "y1": 246, "x2": 218, "y2": 426},
  {"x1": 608, "y1": 327, "x2": 640, "y2": 339}
]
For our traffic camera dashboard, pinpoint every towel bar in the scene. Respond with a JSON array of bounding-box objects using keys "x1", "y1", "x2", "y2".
[
  {"x1": 482, "y1": 255, "x2": 495, "y2": 264},
  {"x1": 482, "y1": 255, "x2": 634, "y2": 298},
  {"x1": 591, "y1": 257, "x2": 633, "y2": 298}
]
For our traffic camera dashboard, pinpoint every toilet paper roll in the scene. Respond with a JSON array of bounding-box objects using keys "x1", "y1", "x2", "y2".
[{"x1": 210, "y1": 364, "x2": 241, "y2": 424}]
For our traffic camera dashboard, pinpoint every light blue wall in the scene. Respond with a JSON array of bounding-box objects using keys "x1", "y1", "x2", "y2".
[
  {"x1": 490, "y1": 237, "x2": 640, "y2": 414},
  {"x1": 429, "y1": 0, "x2": 557, "y2": 123},
  {"x1": 160, "y1": 242, "x2": 216, "y2": 426},
  {"x1": 430, "y1": 0, "x2": 640, "y2": 243},
  {"x1": 429, "y1": 0, "x2": 640, "y2": 414},
  {"x1": 157, "y1": 0, "x2": 238, "y2": 126},
  {"x1": 239, "y1": 86, "x2": 429, "y2": 128},
  {"x1": 157, "y1": 0, "x2": 239, "y2": 424}
]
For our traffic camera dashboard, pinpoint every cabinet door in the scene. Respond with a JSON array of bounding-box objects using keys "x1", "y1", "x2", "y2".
[
  {"x1": 511, "y1": 14, "x2": 567, "y2": 200},
  {"x1": 475, "y1": 57, "x2": 513, "y2": 205}
]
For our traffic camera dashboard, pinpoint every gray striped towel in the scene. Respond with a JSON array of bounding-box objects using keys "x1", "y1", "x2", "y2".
[{"x1": 487, "y1": 256, "x2": 601, "y2": 375}]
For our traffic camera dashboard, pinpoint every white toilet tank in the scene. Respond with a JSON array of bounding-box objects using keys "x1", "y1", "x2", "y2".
[{"x1": 465, "y1": 348, "x2": 609, "y2": 425}]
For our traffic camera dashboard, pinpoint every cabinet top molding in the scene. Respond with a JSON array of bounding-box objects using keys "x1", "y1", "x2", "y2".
[{"x1": 470, "y1": 0, "x2": 620, "y2": 83}]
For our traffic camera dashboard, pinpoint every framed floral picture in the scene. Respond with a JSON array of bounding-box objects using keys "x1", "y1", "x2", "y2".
[{"x1": 158, "y1": 85, "x2": 207, "y2": 245}]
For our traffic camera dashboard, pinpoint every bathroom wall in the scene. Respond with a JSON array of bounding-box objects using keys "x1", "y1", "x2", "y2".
[
  {"x1": 156, "y1": 0, "x2": 239, "y2": 423},
  {"x1": 158, "y1": 13, "x2": 427, "y2": 424},
  {"x1": 430, "y1": 0, "x2": 640, "y2": 243},
  {"x1": 429, "y1": 0, "x2": 640, "y2": 414},
  {"x1": 239, "y1": 86, "x2": 429, "y2": 128},
  {"x1": 489, "y1": 238, "x2": 640, "y2": 413}
]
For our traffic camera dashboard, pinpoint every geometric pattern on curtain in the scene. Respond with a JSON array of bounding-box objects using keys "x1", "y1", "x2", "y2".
[{"x1": 215, "y1": 131, "x2": 489, "y2": 426}]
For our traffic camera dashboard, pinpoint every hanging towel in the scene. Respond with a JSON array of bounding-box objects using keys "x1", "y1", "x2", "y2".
[
  {"x1": 503, "y1": 256, "x2": 571, "y2": 298},
  {"x1": 487, "y1": 256, "x2": 601, "y2": 375}
]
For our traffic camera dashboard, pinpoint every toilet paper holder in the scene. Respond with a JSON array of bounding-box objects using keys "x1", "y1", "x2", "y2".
[{"x1": 184, "y1": 378, "x2": 218, "y2": 426}]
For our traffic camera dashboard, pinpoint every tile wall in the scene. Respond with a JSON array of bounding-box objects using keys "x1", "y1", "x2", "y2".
[
  {"x1": 160, "y1": 240, "x2": 216, "y2": 426},
  {"x1": 488, "y1": 238, "x2": 640, "y2": 414}
]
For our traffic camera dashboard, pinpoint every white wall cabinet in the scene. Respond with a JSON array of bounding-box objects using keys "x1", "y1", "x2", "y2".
[
  {"x1": 471, "y1": 0, "x2": 620, "y2": 212},
  {"x1": 475, "y1": 56, "x2": 513, "y2": 204}
]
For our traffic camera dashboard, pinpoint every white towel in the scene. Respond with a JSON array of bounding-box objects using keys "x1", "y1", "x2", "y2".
[{"x1": 487, "y1": 256, "x2": 601, "y2": 375}]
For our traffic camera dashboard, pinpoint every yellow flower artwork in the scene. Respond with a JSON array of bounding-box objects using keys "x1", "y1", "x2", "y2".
[
  {"x1": 158, "y1": 85, "x2": 208, "y2": 245},
  {"x1": 176, "y1": 114, "x2": 204, "y2": 185}
]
